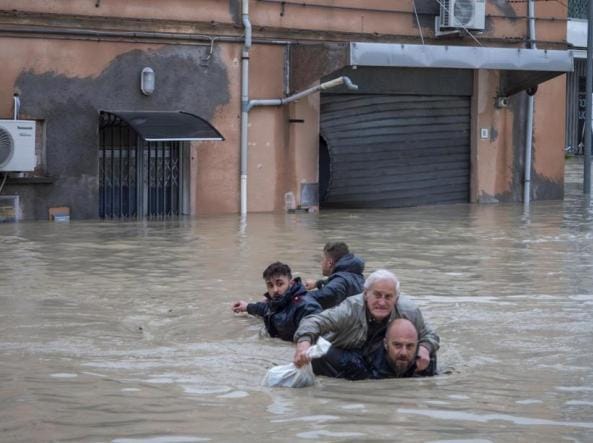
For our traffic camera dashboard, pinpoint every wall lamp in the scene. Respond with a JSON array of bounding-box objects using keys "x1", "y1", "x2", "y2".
[{"x1": 140, "y1": 67, "x2": 155, "y2": 96}]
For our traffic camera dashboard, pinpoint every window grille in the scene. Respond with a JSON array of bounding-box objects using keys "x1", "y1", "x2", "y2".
[{"x1": 99, "y1": 112, "x2": 185, "y2": 218}]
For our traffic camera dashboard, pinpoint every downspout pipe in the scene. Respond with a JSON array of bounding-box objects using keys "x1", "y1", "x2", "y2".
[
  {"x1": 523, "y1": 0, "x2": 537, "y2": 205},
  {"x1": 239, "y1": 0, "x2": 357, "y2": 216},
  {"x1": 240, "y1": 75, "x2": 357, "y2": 216},
  {"x1": 240, "y1": 0, "x2": 252, "y2": 217}
]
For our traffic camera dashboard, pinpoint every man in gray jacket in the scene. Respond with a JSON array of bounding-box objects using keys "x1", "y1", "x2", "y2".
[{"x1": 293, "y1": 269, "x2": 439, "y2": 376}]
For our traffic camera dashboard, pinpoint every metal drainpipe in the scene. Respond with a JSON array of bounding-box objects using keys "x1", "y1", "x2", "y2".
[
  {"x1": 240, "y1": 0, "x2": 252, "y2": 217},
  {"x1": 249, "y1": 76, "x2": 358, "y2": 109},
  {"x1": 523, "y1": 0, "x2": 536, "y2": 205},
  {"x1": 239, "y1": 2, "x2": 358, "y2": 216},
  {"x1": 240, "y1": 75, "x2": 357, "y2": 215}
]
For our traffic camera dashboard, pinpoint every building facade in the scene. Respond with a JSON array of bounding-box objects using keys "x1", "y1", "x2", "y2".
[{"x1": 0, "y1": 0, "x2": 573, "y2": 219}]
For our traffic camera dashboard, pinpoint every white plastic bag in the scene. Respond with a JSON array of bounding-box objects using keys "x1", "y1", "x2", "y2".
[{"x1": 262, "y1": 337, "x2": 331, "y2": 388}]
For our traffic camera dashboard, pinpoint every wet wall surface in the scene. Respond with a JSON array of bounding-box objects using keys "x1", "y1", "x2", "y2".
[
  {"x1": 0, "y1": 159, "x2": 592, "y2": 442},
  {"x1": 9, "y1": 44, "x2": 229, "y2": 220}
]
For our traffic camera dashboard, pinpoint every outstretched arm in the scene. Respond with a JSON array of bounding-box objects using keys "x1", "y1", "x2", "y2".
[
  {"x1": 292, "y1": 296, "x2": 356, "y2": 365},
  {"x1": 231, "y1": 300, "x2": 248, "y2": 313},
  {"x1": 231, "y1": 300, "x2": 268, "y2": 317}
]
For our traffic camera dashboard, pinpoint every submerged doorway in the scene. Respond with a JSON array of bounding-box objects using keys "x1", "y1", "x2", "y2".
[
  {"x1": 99, "y1": 112, "x2": 187, "y2": 218},
  {"x1": 98, "y1": 110, "x2": 224, "y2": 219}
]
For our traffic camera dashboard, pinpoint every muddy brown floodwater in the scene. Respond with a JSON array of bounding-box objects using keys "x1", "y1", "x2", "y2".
[{"x1": 1, "y1": 158, "x2": 592, "y2": 442}]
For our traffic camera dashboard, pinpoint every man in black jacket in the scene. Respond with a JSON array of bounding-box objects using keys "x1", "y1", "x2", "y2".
[
  {"x1": 305, "y1": 242, "x2": 365, "y2": 309},
  {"x1": 232, "y1": 262, "x2": 322, "y2": 342},
  {"x1": 310, "y1": 318, "x2": 437, "y2": 380}
]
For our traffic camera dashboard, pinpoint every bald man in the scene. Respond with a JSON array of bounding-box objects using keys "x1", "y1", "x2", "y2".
[
  {"x1": 307, "y1": 318, "x2": 437, "y2": 380},
  {"x1": 369, "y1": 318, "x2": 437, "y2": 379}
]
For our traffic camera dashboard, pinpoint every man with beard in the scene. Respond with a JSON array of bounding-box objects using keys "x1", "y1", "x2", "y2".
[
  {"x1": 305, "y1": 242, "x2": 365, "y2": 309},
  {"x1": 369, "y1": 318, "x2": 437, "y2": 378},
  {"x1": 232, "y1": 262, "x2": 322, "y2": 342},
  {"x1": 293, "y1": 269, "x2": 439, "y2": 378},
  {"x1": 296, "y1": 318, "x2": 437, "y2": 380}
]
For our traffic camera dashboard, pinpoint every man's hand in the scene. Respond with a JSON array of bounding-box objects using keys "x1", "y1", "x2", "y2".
[
  {"x1": 293, "y1": 340, "x2": 312, "y2": 367},
  {"x1": 304, "y1": 279, "x2": 317, "y2": 290},
  {"x1": 415, "y1": 345, "x2": 430, "y2": 372},
  {"x1": 232, "y1": 301, "x2": 248, "y2": 313}
]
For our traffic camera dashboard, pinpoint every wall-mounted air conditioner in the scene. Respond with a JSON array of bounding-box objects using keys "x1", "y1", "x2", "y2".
[
  {"x1": 0, "y1": 120, "x2": 36, "y2": 172},
  {"x1": 438, "y1": 0, "x2": 486, "y2": 31}
]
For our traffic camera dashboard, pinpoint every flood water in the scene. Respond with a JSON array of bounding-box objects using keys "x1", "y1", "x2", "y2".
[{"x1": 2, "y1": 158, "x2": 593, "y2": 442}]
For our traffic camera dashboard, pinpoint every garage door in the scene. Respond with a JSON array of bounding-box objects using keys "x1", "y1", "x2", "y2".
[{"x1": 320, "y1": 93, "x2": 471, "y2": 208}]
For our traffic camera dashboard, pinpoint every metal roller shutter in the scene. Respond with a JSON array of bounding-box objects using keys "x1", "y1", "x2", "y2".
[{"x1": 320, "y1": 93, "x2": 471, "y2": 208}]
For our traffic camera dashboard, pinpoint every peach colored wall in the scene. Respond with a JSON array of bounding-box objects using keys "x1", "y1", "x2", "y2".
[
  {"x1": 193, "y1": 43, "x2": 291, "y2": 214},
  {"x1": 289, "y1": 92, "x2": 320, "y2": 207},
  {"x1": 0, "y1": 0, "x2": 234, "y2": 24},
  {"x1": 473, "y1": 70, "x2": 566, "y2": 203},
  {"x1": 0, "y1": 1, "x2": 566, "y2": 49},
  {"x1": 192, "y1": 43, "x2": 241, "y2": 215},
  {"x1": 233, "y1": 47, "x2": 321, "y2": 213},
  {"x1": 248, "y1": 45, "x2": 286, "y2": 213},
  {"x1": 0, "y1": 1, "x2": 570, "y2": 216},
  {"x1": 0, "y1": 35, "x2": 321, "y2": 216},
  {"x1": 474, "y1": 69, "x2": 515, "y2": 202},
  {"x1": 0, "y1": 36, "x2": 237, "y2": 218},
  {"x1": 532, "y1": 75, "x2": 566, "y2": 187}
]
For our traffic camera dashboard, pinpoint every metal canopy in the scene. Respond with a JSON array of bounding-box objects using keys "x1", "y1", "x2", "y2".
[
  {"x1": 350, "y1": 42, "x2": 574, "y2": 96},
  {"x1": 102, "y1": 110, "x2": 224, "y2": 142}
]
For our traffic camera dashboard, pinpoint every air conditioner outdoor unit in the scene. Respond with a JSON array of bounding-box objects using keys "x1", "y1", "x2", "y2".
[
  {"x1": 439, "y1": 0, "x2": 486, "y2": 31},
  {"x1": 0, "y1": 120, "x2": 36, "y2": 172}
]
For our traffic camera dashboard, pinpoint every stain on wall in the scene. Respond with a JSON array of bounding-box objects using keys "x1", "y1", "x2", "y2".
[
  {"x1": 494, "y1": 89, "x2": 564, "y2": 203},
  {"x1": 507, "y1": 91, "x2": 528, "y2": 202},
  {"x1": 229, "y1": 0, "x2": 241, "y2": 25},
  {"x1": 12, "y1": 44, "x2": 229, "y2": 219},
  {"x1": 490, "y1": 0, "x2": 518, "y2": 18},
  {"x1": 532, "y1": 172, "x2": 563, "y2": 199}
]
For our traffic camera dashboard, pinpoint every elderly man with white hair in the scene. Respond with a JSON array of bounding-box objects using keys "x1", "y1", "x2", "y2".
[{"x1": 293, "y1": 269, "x2": 439, "y2": 379}]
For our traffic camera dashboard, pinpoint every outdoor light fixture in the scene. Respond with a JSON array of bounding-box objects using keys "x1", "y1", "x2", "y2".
[{"x1": 140, "y1": 67, "x2": 155, "y2": 96}]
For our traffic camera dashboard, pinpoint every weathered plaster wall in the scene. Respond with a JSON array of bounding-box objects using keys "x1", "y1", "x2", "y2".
[
  {"x1": 248, "y1": 0, "x2": 564, "y2": 46},
  {"x1": 0, "y1": 0, "x2": 570, "y2": 217},
  {"x1": 474, "y1": 69, "x2": 517, "y2": 202},
  {"x1": 194, "y1": 43, "x2": 241, "y2": 215},
  {"x1": 246, "y1": 44, "x2": 287, "y2": 213},
  {"x1": 532, "y1": 75, "x2": 566, "y2": 199},
  {"x1": 0, "y1": 0, "x2": 235, "y2": 25},
  {"x1": 195, "y1": 42, "x2": 290, "y2": 215},
  {"x1": 2, "y1": 0, "x2": 566, "y2": 49},
  {"x1": 1, "y1": 38, "x2": 230, "y2": 219},
  {"x1": 473, "y1": 69, "x2": 565, "y2": 203},
  {"x1": 289, "y1": 93, "x2": 320, "y2": 207}
]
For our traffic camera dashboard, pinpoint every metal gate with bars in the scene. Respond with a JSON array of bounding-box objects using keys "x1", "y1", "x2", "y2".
[
  {"x1": 565, "y1": 58, "x2": 586, "y2": 155},
  {"x1": 99, "y1": 112, "x2": 185, "y2": 218}
]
